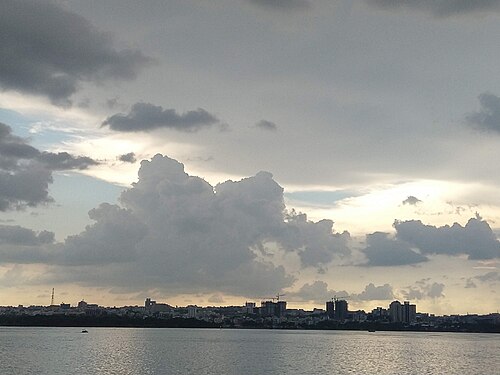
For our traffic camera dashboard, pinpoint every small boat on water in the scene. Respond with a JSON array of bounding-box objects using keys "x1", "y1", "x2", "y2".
[
  {"x1": 81, "y1": 329, "x2": 88, "y2": 333},
  {"x1": 368, "y1": 329, "x2": 376, "y2": 332}
]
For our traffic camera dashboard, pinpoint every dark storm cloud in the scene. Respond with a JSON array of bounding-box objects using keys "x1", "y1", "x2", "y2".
[
  {"x1": 102, "y1": 103, "x2": 219, "y2": 132},
  {"x1": 0, "y1": 122, "x2": 98, "y2": 210},
  {"x1": 0, "y1": 0, "x2": 150, "y2": 105},
  {"x1": 362, "y1": 232, "x2": 428, "y2": 266},
  {"x1": 247, "y1": 0, "x2": 311, "y2": 11},
  {"x1": 465, "y1": 93, "x2": 500, "y2": 133},
  {"x1": 394, "y1": 216, "x2": 500, "y2": 259},
  {"x1": 118, "y1": 152, "x2": 137, "y2": 163},
  {"x1": 255, "y1": 120, "x2": 278, "y2": 131},
  {"x1": 369, "y1": 0, "x2": 500, "y2": 17},
  {"x1": 402, "y1": 196, "x2": 422, "y2": 206}
]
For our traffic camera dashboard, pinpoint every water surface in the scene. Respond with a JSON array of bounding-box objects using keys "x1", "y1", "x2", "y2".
[{"x1": 0, "y1": 327, "x2": 498, "y2": 374}]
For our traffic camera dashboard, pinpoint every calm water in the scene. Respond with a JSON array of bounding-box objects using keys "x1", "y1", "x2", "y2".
[{"x1": 0, "y1": 327, "x2": 499, "y2": 374}]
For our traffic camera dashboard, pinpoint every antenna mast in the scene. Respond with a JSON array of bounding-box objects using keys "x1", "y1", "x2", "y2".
[{"x1": 51, "y1": 288, "x2": 54, "y2": 306}]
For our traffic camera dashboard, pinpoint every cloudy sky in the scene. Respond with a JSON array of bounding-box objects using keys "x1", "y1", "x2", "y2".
[{"x1": 1, "y1": 0, "x2": 500, "y2": 314}]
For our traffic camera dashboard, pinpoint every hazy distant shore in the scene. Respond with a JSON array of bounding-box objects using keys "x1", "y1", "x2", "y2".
[{"x1": 1, "y1": 315, "x2": 499, "y2": 334}]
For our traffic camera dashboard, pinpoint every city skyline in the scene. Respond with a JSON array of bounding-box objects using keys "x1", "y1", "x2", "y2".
[{"x1": 1, "y1": 1, "x2": 500, "y2": 315}]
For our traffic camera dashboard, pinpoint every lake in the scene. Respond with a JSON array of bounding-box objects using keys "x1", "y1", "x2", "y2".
[{"x1": 0, "y1": 327, "x2": 499, "y2": 374}]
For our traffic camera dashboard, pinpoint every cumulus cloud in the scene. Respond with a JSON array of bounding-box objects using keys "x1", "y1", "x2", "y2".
[
  {"x1": 0, "y1": 122, "x2": 98, "y2": 210},
  {"x1": 394, "y1": 216, "x2": 500, "y2": 260},
  {"x1": 102, "y1": 103, "x2": 219, "y2": 132},
  {"x1": 248, "y1": 0, "x2": 311, "y2": 11},
  {"x1": 465, "y1": 93, "x2": 500, "y2": 133},
  {"x1": 255, "y1": 120, "x2": 278, "y2": 131},
  {"x1": 118, "y1": 152, "x2": 137, "y2": 163},
  {"x1": 368, "y1": 0, "x2": 500, "y2": 17},
  {"x1": 0, "y1": 0, "x2": 150, "y2": 105},
  {"x1": 402, "y1": 196, "x2": 422, "y2": 206},
  {"x1": 362, "y1": 232, "x2": 428, "y2": 266},
  {"x1": 275, "y1": 213, "x2": 351, "y2": 268},
  {"x1": 402, "y1": 280, "x2": 445, "y2": 299},
  {"x1": 353, "y1": 283, "x2": 395, "y2": 301},
  {"x1": 287, "y1": 281, "x2": 348, "y2": 304},
  {"x1": 0, "y1": 226, "x2": 55, "y2": 264},
  {"x1": 0, "y1": 225, "x2": 54, "y2": 246},
  {"x1": 0, "y1": 155, "x2": 354, "y2": 296}
]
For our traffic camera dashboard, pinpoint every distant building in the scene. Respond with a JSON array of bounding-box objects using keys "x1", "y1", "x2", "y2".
[
  {"x1": 389, "y1": 300, "x2": 403, "y2": 322},
  {"x1": 260, "y1": 300, "x2": 287, "y2": 317},
  {"x1": 326, "y1": 301, "x2": 335, "y2": 318},
  {"x1": 402, "y1": 301, "x2": 416, "y2": 323},
  {"x1": 334, "y1": 299, "x2": 348, "y2": 321},
  {"x1": 371, "y1": 307, "x2": 388, "y2": 320},
  {"x1": 388, "y1": 300, "x2": 416, "y2": 323},
  {"x1": 187, "y1": 305, "x2": 198, "y2": 318},
  {"x1": 243, "y1": 302, "x2": 256, "y2": 314},
  {"x1": 77, "y1": 300, "x2": 88, "y2": 309},
  {"x1": 145, "y1": 298, "x2": 172, "y2": 314}
]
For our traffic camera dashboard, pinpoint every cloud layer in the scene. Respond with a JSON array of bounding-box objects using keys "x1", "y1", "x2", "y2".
[
  {"x1": 0, "y1": 0, "x2": 149, "y2": 105},
  {"x1": 369, "y1": 0, "x2": 500, "y2": 17},
  {"x1": 466, "y1": 93, "x2": 500, "y2": 133},
  {"x1": 102, "y1": 103, "x2": 219, "y2": 132},
  {"x1": 0, "y1": 123, "x2": 98, "y2": 210},
  {"x1": 0, "y1": 154, "x2": 351, "y2": 296}
]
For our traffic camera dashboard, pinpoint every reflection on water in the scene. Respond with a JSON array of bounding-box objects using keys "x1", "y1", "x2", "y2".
[{"x1": 0, "y1": 327, "x2": 499, "y2": 374}]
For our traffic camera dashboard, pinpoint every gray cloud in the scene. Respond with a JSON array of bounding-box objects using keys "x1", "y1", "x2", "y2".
[
  {"x1": 0, "y1": 122, "x2": 98, "y2": 210},
  {"x1": 0, "y1": 155, "x2": 356, "y2": 296},
  {"x1": 38, "y1": 152, "x2": 99, "y2": 170},
  {"x1": 402, "y1": 280, "x2": 445, "y2": 299},
  {"x1": 464, "y1": 278, "x2": 477, "y2": 288},
  {"x1": 0, "y1": 226, "x2": 55, "y2": 264},
  {"x1": 255, "y1": 120, "x2": 278, "y2": 131},
  {"x1": 0, "y1": 225, "x2": 54, "y2": 246},
  {"x1": 102, "y1": 103, "x2": 219, "y2": 132},
  {"x1": 475, "y1": 271, "x2": 500, "y2": 283},
  {"x1": 402, "y1": 196, "x2": 422, "y2": 206},
  {"x1": 118, "y1": 152, "x2": 137, "y2": 163},
  {"x1": 60, "y1": 203, "x2": 148, "y2": 266},
  {"x1": 248, "y1": 0, "x2": 311, "y2": 11},
  {"x1": 369, "y1": 0, "x2": 500, "y2": 17},
  {"x1": 288, "y1": 281, "x2": 348, "y2": 304},
  {"x1": 0, "y1": 0, "x2": 150, "y2": 105},
  {"x1": 362, "y1": 232, "x2": 428, "y2": 266},
  {"x1": 465, "y1": 93, "x2": 500, "y2": 133},
  {"x1": 353, "y1": 283, "x2": 395, "y2": 301},
  {"x1": 394, "y1": 216, "x2": 500, "y2": 259}
]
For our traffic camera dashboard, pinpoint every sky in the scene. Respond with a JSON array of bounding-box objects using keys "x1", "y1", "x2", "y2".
[{"x1": 1, "y1": 0, "x2": 500, "y2": 314}]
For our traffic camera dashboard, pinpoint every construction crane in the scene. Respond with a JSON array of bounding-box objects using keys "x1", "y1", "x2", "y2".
[
  {"x1": 275, "y1": 293, "x2": 286, "y2": 302},
  {"x1": 258, "y1": 293, "x2": 286, "y2": 302}
]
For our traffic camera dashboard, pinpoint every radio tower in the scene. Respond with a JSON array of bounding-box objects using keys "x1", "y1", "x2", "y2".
[{"x1": 51, "y1": 288, "x2": 54, "y2": 306}]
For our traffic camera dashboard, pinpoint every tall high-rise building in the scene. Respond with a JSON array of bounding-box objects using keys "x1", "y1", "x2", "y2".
[
  {"x1": 389, "y1": 300, "x2": 403, "y2": 323},
  {"x1": 260, "y1": 300, "x2": 287, "y2": 317},
  {"x1": 334, "y1": 299, "x2": 348, "y2": 321},
  {"x1": 326, "y1": 301, "x2": 335, "y2": 318},
  {"x1": 402, "y1": 301, "x2": 416, "y2": 323}
]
